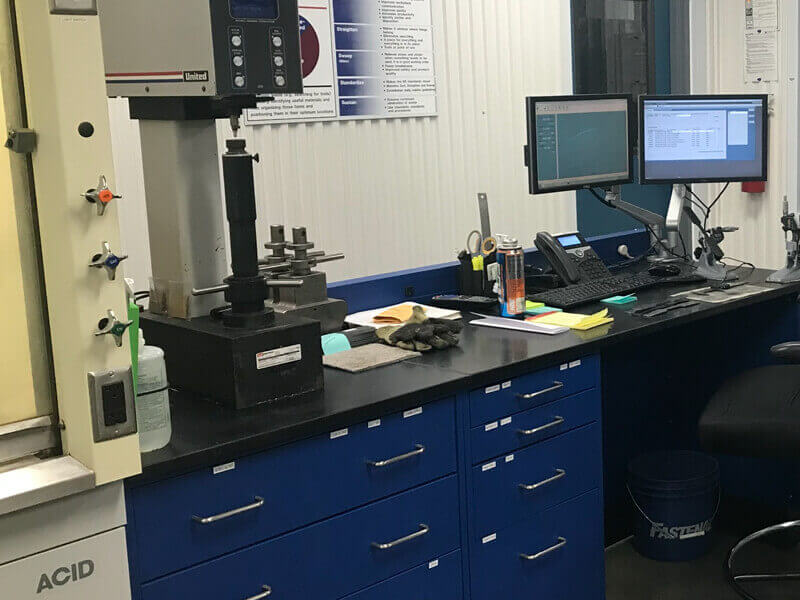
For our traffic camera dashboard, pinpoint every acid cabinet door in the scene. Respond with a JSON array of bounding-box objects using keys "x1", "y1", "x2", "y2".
[{"x1": 0, "y1": 527, "x2": 131, "y2": 599}]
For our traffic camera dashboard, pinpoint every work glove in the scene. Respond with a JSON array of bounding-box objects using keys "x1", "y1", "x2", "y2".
[{"x1": 375, "y1": 306, "x2": 463, "y2": 352}]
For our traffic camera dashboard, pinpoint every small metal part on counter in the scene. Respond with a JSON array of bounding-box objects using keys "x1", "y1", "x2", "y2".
[{"x1": 260, "y1": 225, "x2": 347, "y2": 334}]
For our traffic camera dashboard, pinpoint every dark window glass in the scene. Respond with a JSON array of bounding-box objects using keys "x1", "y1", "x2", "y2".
[{"x1": 571, "y1": 0, "x2": 654, "y2": 97}]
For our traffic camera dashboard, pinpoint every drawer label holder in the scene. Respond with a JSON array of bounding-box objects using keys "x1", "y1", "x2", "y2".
[
  {"x1": 330, "y1": 428, "x2": 349, "y2": 439},
  {"x1": 212, "y1": 462, "x2": 236, "y2": 475},
  {"x1": 403, "y1": 407, "x2": 423, "y2": 419}
]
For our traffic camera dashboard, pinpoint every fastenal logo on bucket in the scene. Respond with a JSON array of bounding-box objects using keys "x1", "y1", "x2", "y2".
[{"x1": 650, "y1": 520, "x2": 712, "y2": 540}]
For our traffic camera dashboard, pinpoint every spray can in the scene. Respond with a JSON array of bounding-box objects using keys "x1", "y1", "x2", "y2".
[{"x1": 497, "y1": 236, "x2": 526, "y2": 316}]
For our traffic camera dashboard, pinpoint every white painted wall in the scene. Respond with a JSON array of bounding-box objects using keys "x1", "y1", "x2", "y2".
[
  {"x1": 690, "y1": 0, "x2": 798, "y2": 270},
  {"x1": 110, "y1": 0, "x2": 576, "y2": 288}
]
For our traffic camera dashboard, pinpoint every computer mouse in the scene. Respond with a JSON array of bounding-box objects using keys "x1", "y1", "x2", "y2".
[{"x1": 648, "y1": 264, "x2": 682, "y2": 277}]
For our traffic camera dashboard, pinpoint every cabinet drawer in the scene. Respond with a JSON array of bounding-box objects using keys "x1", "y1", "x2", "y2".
[
  {"x1": 129, "y1": 397, "x2": 456, "y2": 581},
  {"x1": 469, "y1": 355, "x2": 599, "y2": 426},
  {"x1": 471, "y1": 424, "x2": 601, "y2": 536},
  {"x1": 471, "y1": 490, "x2": 604, "y2": 600},
  {"x1": 470, "y1": 389, "x2": 600, "y2": 464},
  {"x1": 140, "y1": 477, "x2": 460, "y2": 600},
  {"x1": 341, "y1": 550, "x2": 463, "y2": 600}
]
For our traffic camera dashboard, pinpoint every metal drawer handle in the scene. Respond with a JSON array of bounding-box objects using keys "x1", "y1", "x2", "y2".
[
  {"x1": 516, "y1": 381, "x2": 564, "y2": 400},
  {"x1": 367, "y1": 444, "x2": 425, "y2": 468},
  {"x1": 519, "y1": 469, "x2": 566, "y2": 491},
  {"x1": 192, "y1": 496, "x2": 265, "y2": 524},
  {"x1": 371, "y1": 523, "x2": 430, "y2": 550},
  {"x1": 517, "y1": 416, "x2": 565, "y2": 437},
  {"x1": 519, "y1": 537, "x2": 567, "y2": 561},
  {"x1": 245, "y1": 586, "x2": 272, "y2": 600}
]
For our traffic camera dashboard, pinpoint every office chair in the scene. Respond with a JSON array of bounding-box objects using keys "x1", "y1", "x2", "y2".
[{"x1": 698, "y1": 342, "x2": 800, "y2": 600}]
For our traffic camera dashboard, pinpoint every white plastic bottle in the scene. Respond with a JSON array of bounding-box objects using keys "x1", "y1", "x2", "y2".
[{"x1": 136, "y1": 329, "x2": 172, "y2": 452}]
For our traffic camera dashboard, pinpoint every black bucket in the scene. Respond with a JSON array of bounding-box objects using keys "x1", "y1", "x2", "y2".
[{"x1": 628, "y1": 451, "x2": 720, "y2": 561}]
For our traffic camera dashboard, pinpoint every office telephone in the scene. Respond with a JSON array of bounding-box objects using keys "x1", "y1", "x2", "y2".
[{"x1": 534, "y1": 231, "x2": 612, "y2": 285}]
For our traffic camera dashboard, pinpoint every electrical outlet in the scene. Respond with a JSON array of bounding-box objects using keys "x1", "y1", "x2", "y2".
[{"x1": 88, "y1": 368, "x2": 136, "y2": 442}]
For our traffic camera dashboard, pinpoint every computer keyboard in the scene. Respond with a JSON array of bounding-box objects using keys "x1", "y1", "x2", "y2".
[{"x1": 529, "y1": 273, "x2": 666, "y2": 309}]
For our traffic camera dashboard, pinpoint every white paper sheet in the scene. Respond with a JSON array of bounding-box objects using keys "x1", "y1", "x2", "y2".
[
  {"x1": 745, "y1": 0, "x2": 779, "y2": 31},
  {"x1": 345, "y1": 303, "x2": 461, "y2": 329},
  {"x1": 745, "y1": 29, "x2": 778, "y2": 83},
  {"x1": 470, "y1": 317, "x2": 569, "y2": 336}
]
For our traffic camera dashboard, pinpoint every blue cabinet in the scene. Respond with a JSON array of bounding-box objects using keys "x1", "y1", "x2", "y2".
[
  {"x1": 470, "y1": 490, "x2": 605, "y2": 600},
  {"x1": 129, "y1": 397, "x2": 456, "y2": 581},
  {"x1": 126, "y1": 355, "x2": 605, "y2": 600},
  {"x1": 141, "y1": 477, "x2": 460, "y2": 600},
  {"x1": 471, "y1": 424, "x2": 602, "y2": 537},
  {"x1": 469, "y1": 355, "x2": 599, "y2": 426},
  {"x1": 341, "y1": 550, "x2": 463, "y2": 600},
  {"x1": 470, "y1": 389, "x2": 601, "y2": 464}
]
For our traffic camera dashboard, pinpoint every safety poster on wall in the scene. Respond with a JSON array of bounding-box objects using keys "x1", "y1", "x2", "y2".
[{"x1": 245, "y1": 0, "x2": 438, "y2": 124}]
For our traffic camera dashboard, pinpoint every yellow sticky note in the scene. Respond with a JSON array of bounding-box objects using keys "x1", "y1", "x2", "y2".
[
  {"x1": 534, "y1": 312, "x2": 587, "y2": 328},
  {"x1": 526, "y1": 301, "x2": 545, "y2": 311},
  {"x1": 571, "y1": 317, "x2": 614, "y2": 331},
  {"x1": 534, "y1": 309, "x2": 613, "y2": 330}
]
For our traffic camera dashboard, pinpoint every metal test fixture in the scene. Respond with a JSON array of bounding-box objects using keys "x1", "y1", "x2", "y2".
[
  {"x1": 98, "y1": 0, "x2": 326, "y2": 409},
  {"x1": 767, "y1": 197, "x2": 800, "y2": 284}
]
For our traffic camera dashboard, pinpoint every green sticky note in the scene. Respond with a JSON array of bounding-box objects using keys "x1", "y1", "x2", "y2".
[
  {"x1": 321, "y1": 333, "x2": 351, "y2": 356},
  {"x1": 602, "y1": 295, "x2": 638, "y2": 305},
  {"x1": 527, "y1": 305, "x2": 563, "y2": 315}
]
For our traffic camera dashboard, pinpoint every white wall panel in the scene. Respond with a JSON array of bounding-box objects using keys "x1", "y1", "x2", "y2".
[
  {"x1": 110, "y1": 0, "x2": 575, "y2": 284},
  {"x1": 692, "y1": 0, "x2": 796, "y2": 270},
  {"x1": 109, "y1": 98, "x2": 151, "y2": 292}
]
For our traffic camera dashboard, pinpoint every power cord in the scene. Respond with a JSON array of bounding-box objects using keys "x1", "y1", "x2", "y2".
[
  {"x1": 703, "y1": 182, "x2": 730, "y2": 231},
  {"x1": 719, "y1": 256, "x2": 756, "y2": 283}
]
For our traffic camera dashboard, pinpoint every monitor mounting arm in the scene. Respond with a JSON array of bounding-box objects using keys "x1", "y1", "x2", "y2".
[{"x1": 598, "y1": 185, "x2": 689, "y2": 262}]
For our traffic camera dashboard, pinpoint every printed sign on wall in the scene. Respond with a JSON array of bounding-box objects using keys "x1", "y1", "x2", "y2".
[{"x1": 245, "y1": 0, "x2": 437, "y2": 124}]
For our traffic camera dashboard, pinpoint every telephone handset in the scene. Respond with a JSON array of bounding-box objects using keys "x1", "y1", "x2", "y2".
[{"x1": 534, "y1": 231, "x2": 612, "y2": 285}]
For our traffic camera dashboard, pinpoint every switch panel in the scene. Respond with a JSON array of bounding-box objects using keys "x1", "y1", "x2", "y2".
[
  {"x1": 50, "y1": 0, "x2": 97, "y2": 15},
  {"x1": 88, "y1": 368, "x2": 136, "y2": 443}
]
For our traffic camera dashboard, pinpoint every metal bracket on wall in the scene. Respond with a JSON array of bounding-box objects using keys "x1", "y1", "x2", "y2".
[
  {"x1": 0, "y1": 416, "x2": 59, "y2": 464},
  {"x1": 4, "y1": 128, "x2": 37, "y2": 154}
]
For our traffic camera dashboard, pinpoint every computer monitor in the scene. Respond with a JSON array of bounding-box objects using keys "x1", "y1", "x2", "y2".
[
  {"x1": 525, "y1": 94, "x2": 634, "y2": 194},
  {"x1": 639, "y1": 95, "x2": 769, "y2": 184}
]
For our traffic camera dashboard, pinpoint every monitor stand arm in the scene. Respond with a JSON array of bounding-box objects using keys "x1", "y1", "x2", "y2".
[{"x1": 601, "y1": 185, "x2": 689, "y2": 263}]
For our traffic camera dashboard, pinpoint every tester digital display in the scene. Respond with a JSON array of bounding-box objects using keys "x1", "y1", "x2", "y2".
[{"x1": 230, "y1": 0, "x2": 279, "y2": 19}]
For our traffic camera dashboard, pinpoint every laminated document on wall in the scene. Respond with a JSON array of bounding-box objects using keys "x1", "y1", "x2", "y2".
[
  {"x1": 744, "y1": 29, "x2": 779, "y2": 83},
  {"x1": 745, "y1": 0, "x2": 779, "y2": 32},
  {"x1": 245, "y1": 0, "x2": 438, "y2": 124}
]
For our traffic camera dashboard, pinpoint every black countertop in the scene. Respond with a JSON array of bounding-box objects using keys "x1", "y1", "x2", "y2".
[{"x1": 132, "y1": 269, "x2": 800, "y2": 485}]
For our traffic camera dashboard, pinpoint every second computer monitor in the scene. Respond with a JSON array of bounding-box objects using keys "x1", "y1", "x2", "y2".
[
  {"x1": 640, "y1": 95, "x2": 769, "y2": 184},
  {"x1": 526, "y1": 95, "x2": 634, "y2": 194}
]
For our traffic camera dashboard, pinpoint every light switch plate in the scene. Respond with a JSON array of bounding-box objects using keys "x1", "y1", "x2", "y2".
[{"x1": 50, "y1": 0, "x2": 97, "y2": 15}]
